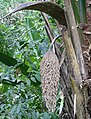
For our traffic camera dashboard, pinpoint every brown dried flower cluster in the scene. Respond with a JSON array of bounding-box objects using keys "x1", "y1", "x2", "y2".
[{"x1": 40, "y1": 51, "x2": 60, "y2": 112}]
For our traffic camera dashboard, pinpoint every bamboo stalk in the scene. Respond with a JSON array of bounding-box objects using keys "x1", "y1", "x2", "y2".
[
  {"x1": 62, "y1": 29, "x2": 86, "y2": 119},
  {"x1": 64, "y1": 0, "x2": 86, "y2": 80}
]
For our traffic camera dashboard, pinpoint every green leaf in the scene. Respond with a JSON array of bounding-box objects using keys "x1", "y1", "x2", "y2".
[
  {"x1": 43, "y1": 112, "x2": 50, "y2": 119},
  {"x1": 40, "y1": 112, "x2": 50, "y2": 119},
  {"x1": 17, "y1": 63, "x2": 29, "y2": 75},
  {"x1": 0, "y1": 52, "x2": 17, "y2": 66},
  {"x1": 31, "y1": 77, "x2": 36, "y2": 83},
  {"x1": 10, "y1": 105, "x2": 17, "y2": 115},
  {"x1": 31, "y1": 111, "x2": 39, "y2": 119},
  {"x1": 25, "y1": 18, "x2": 41, "y2": 41},
  {"x1": 35, "y1": 73, "x2": 41, "y2": 82},
  {"x1": 26, "y1": 79, "x2": 31, "y2": 86},
  {"x1": 0, "y1": 52, "x2": 29, "y2": 75},
  {"x1": 16, "y1": 105, "x2": 21, "y2": 114}
]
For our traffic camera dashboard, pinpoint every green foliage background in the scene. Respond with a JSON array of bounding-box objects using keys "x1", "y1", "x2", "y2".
[{"x1": 0, "y1": 0, "x2": 63, "y2": 118}]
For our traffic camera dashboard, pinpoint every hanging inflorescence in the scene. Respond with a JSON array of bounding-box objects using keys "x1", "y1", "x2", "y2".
[{"x1": 40, "y1": 51, "x2": 60, "y2": 112}]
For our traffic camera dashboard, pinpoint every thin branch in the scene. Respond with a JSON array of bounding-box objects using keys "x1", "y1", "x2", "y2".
[
  {"x1": 60, "y1": 48, "x2": 66, "y2": 67},
  {"x1": 41, "y1": 12, "x2": 54, "y2": 41},
  {"x1": 49, "y1": 35, "x2": 62, "y2": 50}
]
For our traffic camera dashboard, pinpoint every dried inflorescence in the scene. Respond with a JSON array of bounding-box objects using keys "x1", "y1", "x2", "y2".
[{"x1": 40, "y1": 51, "x2": 60, "y2": 112}]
